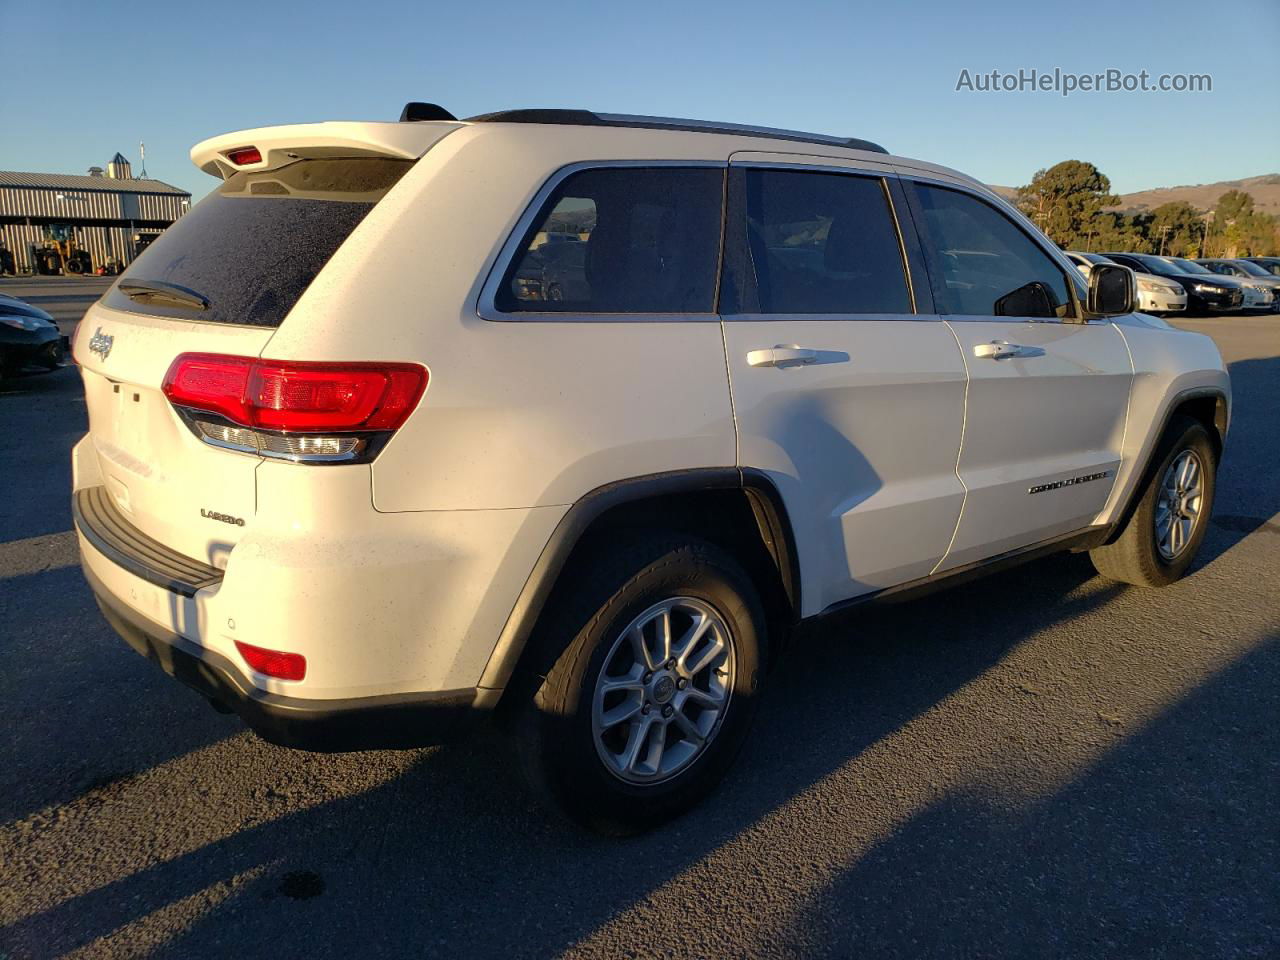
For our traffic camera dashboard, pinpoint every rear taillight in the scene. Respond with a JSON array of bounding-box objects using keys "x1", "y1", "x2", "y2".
[
  {"x1": 235, "y1": 640, "x2": 306, "y2": 681},
  {"x1": 162, "y1": 353, "x2": 427, "y2": 464}
]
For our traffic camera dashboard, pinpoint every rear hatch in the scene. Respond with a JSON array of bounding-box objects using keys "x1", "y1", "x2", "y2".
[{"x1": 75, "y1": 125, "x2": 450, "y2": 568}]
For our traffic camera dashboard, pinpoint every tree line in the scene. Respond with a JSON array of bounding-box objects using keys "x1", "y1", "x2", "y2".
[{"x1": 1014, "y1": 161, "x2": 1280, "y2": 257}]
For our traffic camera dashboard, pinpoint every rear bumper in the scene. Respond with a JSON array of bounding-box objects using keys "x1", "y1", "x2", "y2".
[
  {"x1": 83, "y1": 562, "x2": 492, "y2": 751},
  {"x1": 74, "y1": 482, "x2": 499, "y2": 751}
]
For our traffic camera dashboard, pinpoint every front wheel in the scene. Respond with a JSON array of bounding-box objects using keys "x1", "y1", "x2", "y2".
[
  {"x1": 516, "y1": 536, "x2": 766, "y2": 835},
  {"x1": 1090, "y1": 415, "x2": 1217, "y2": 586}
]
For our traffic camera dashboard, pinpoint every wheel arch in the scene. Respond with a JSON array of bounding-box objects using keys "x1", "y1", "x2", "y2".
[
  {"x1": 478, "y1": 468, "x2": 801, "y2": 696},
  {"x1": 1104, "y1": 386, "x2": 1227, "y2": 545}
]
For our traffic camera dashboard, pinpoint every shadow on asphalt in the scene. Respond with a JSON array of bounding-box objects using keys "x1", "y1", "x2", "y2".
[
  {"x1": 1, "y1": 355, "x2": 1277, "y2": 957},
  {"x1": 3, "y1": 550, "x2": 1125, "y2": 958},
  {"x1": 773, "y1": 632, "x2": 1280, "y2": 958}
]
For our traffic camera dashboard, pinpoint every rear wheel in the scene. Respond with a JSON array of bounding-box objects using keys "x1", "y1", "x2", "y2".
[
  {"x1": 1090, "y1": 415, "x2": 1217, "y2": 586},
  {"x1": 516, "y1": 535, "x2": 766, "y2": 835}
]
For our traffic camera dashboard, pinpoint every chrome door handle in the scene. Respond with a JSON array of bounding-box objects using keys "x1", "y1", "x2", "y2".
[
  {"x1": 747, "y1": 345, "x2": 819, "y2": 368},
  {"x1": 973, "y1": 340, "x2": 1026, "y2": 360}
]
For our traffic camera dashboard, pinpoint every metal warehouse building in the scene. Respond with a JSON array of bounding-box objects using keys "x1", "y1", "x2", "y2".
[{"x1": 0, "y1": 153, "x2": 190, "y2": 276}]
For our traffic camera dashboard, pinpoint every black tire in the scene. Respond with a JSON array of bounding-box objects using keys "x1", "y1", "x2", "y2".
[
  {"x1": 515, "y1": 535, "x2": 766, "y2": 835},
  {"x1": 1090, "y1": 415, "x2": 1217, "y2": 586}
]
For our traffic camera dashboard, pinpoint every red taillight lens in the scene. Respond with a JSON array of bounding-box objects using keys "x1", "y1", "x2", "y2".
[
  {"x1": 162, "y1": 354, "x2": 427, "y2": 433},
  {"x1": 163, "y1": 354, "x2": 255, "y2": 424},
  {"x1": 235, "y1": 640, "x2": 306, "y2": 681},
  {"x1": 226, "y1": 146, "x2": 262, "y2": 165}
]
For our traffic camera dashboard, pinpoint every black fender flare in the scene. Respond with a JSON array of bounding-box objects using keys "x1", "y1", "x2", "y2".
[
  {"x1": 476, "y1": 467, "x2": 800, "y2": 693},
  {"x1": 1104, "y1": 386, "x2": 1228, "y2": 545}
]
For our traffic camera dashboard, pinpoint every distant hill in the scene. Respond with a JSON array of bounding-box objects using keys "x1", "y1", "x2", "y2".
[{"x1": 988, "y1": 174, "x2": 1280, "y2": 216}]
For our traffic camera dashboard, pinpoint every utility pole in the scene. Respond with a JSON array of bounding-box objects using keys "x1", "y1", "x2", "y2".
[
  {"x1": 139, "y1": 142, "x2": 147, "y2": 179},
  {"x1": 1157, "y1": 224, "x2": 1171, "y2": 256}
]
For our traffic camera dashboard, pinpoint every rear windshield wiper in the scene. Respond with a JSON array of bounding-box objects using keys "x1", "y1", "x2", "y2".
[{"x1": 117, "y1": 280, "x2": 210, "y2": 312}]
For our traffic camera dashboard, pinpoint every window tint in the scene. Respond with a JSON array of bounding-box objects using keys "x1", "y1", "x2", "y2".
[
  {"x1": 734, "y1": 170, "x2": 911, "y2": 314},
  {"x1": 913, "y1": 184, "x2": 1074, "y2": 318},
  {"x1": 105, "y1": 158, "x2": 412, "y2": 327},
  {"x1": 497, "y1": 167, "x2": 722, "y2": 314}
]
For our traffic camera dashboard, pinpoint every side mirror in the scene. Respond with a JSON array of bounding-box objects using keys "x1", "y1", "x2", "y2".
[
  {"x1": 994, "y1": 280, "x2": 1057, "y2": 318},
  {"x1": 1087, "y1": 262, "x2": 1135, "y2": 317}
]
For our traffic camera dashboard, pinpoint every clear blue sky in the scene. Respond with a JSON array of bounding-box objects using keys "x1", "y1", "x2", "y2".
[{"x1": 2, "y1": 0, "x2": 1276, "y2": 200}]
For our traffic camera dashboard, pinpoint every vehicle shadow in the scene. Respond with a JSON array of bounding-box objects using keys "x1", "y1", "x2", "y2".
[
  {"x1": 1, "y1": 551, "x2": 1124, "y2": 959},
  {"x1": 768, "y1": 632, "x2": 1279, "y2": 959},
  {"x1": 1197, "y1": 356, "x2": 1280, "y2": 565},
  {"x1": 0, "y1": 367, "x2": 82, "y2": 543}
]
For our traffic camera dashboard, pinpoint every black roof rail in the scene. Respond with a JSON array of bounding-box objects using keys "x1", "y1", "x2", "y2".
[{"x1": 460, "y1": 108, "x2": 888, "y2": 154}]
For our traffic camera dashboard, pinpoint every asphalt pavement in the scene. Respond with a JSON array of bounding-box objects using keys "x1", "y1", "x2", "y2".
[{"x1": 0, "y1": 300, "x2": 1276, "y2": 959}]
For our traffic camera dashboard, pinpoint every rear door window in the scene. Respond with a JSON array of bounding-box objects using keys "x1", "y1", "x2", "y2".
[
  {"x1": 104, "y1": 157, "x2": 413, "y2": 327},
  {"x1": 726, "y1": 169, "x2": 912, "y2": 315},
  {"x1": 496, "y1": 167, "x2": 723, "y2": 314}
]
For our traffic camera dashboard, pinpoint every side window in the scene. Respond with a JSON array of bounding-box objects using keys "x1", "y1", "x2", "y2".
[
  {"x1": 496, "y1": 167, "x2": 722, "y2": 314},
  {"x1": 912, "y1": 183, "x2": 1075, "y2": 319},
  {"x1": 732, "y1": 169, "x2": 912, "y2": 315}
]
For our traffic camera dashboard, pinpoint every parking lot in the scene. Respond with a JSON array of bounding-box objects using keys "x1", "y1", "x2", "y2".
[{"x1": 0, "y1": 298, "x2": 1276, "y2": 959}]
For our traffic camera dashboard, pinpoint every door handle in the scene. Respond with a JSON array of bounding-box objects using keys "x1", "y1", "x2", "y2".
[
  {"x1": 747, "y1": 345, "x2": 819, "y2": 368},
  {"x1": 973, "y1": 340, "x2": 1027, "y2": 360}
]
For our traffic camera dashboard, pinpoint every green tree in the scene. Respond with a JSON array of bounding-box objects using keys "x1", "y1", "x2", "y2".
[
  {"x1": 1146, "y1": 201, "x2": 1203, "y2": 257},
  {"x1": 1016, "y1": 160, "x2": 1120, "y2": 248},
  {"x1": 1208, "y1": 189, "x2": 1279, "y2": 256}
]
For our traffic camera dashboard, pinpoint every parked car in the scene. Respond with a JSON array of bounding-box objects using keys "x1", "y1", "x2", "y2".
[
  {"x1": 1243, "y1": 256, "x2": 1280, "y2": 276},
  {"x1": 1101, "y1": 253, "x2": 1246, "y2": 314},
  {"x1": 1066, "y1": 251, "x2": 1187, "y2": 315},
  {"x1": 1195, "y1": 258, "x2": 1280, "y2": 306},
  {"x1": 0, "y1": 293, "x2": 66, "y2": 379},
  {"x1": 1164, "y1": 256, "x2": 1273, "y2": 311},
  {"x1": 73, "y1": 106, "x2": 1229, "y2": 834}
]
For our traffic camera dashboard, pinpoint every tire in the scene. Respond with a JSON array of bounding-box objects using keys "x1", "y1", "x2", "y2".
[
  {"x1": 1090, "y1": 415, "x2": 1217, "y2": 586},
  {"x1": 515, "y1": 535, "x2": 766, "y2": 835}
]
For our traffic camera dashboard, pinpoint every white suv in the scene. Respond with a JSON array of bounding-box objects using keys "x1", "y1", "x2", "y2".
[{"x1": 72, "y1": 105, "x2": 1230, "y2": 833}]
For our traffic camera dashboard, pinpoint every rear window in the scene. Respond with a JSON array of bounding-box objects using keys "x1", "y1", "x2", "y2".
[
  {"x1": 496, "y1": 167, "x2": 723, "y2": 314},
  {"x1": 105, "y1": 157, "x2": 413, "y2": 327}
]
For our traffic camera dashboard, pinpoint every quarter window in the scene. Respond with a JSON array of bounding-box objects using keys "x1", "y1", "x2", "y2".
[
  {"x1": 912, "y1": 184, "x2": 1075, "y2": 319},
  {"x1": 734, "y1": 169, "x2": 912, "y2": 315},
  {"x1": 496, "y1": 167, "x2": 722, "y2": 314}
]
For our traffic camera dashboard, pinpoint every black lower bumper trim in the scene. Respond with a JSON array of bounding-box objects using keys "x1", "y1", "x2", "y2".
[{"x1": 83, "y1": 564, "x2": 491, "y2": 752}]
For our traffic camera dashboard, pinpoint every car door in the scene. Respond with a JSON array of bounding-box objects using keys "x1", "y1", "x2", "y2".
[
  {"x1": 720, "y1": 156, "x2": 968, "y2": 615},
  {"x1": 900, "y1": 177, "x2": 1134, "y2": 569}
]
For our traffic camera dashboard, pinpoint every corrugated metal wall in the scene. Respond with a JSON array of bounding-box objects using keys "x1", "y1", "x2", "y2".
[
  {"x1": 0, "y1": 185, "x2": 189, "y2": 273},
  {"x1": 1, "y1": 223, "x2": 145, "y2": 272},
  {"x1": 0, "y1": 186, "x2": 188, "y2": 221}
]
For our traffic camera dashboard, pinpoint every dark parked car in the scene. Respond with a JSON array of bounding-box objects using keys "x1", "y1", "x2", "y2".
[
  {"x1": 0, "y1": 294, "x2": 67, "y2": 379},
  {"x1": 1196, "y1": 258, "x2": 1280, "y2": 306},
  {"x1": 1100, "y1": 253, "x2": 1245, "y2": 314},
  {"x1": 1241, "y1": 256, "x2": 1280, "y2": 277}
]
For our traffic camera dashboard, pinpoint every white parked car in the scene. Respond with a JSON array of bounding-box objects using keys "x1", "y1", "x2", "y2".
[
  {"x1": 1065, "y1": 251, "x2": 1188, "y2": 315},
  {"x1": 73, "y1": 106, "x2": 1230, "y2": 833}
]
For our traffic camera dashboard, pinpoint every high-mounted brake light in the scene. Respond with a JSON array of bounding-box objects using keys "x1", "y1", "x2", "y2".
[
  {"x1": 225, "y1": 146, "x2": 262, "y2": 166},
  {"x1": 162, "y1": 353, "x2": 427, "y2": 463},
  {"x1": 235, "y1": 640, "x2": 306, "y2": 681}
]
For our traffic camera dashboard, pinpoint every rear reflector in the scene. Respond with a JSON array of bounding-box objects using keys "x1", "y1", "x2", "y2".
[
  {"x1": 226, "y1": 146, "x2": 262, "y2": 165},
  {"x1": 235, "y1": 640, "x2": 306, "y2": 681},
  {"x1": 162, "y1": 354, "x2": 427, "y2": 432}
]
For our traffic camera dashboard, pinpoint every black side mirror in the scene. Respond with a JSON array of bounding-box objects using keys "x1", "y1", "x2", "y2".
[
  {"x1": 994, "y1": 281, "x2": 1057, "y2": 318},
  {"x1": 1086, "y1": 262, "x2": 1135, "y2": 317}
]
